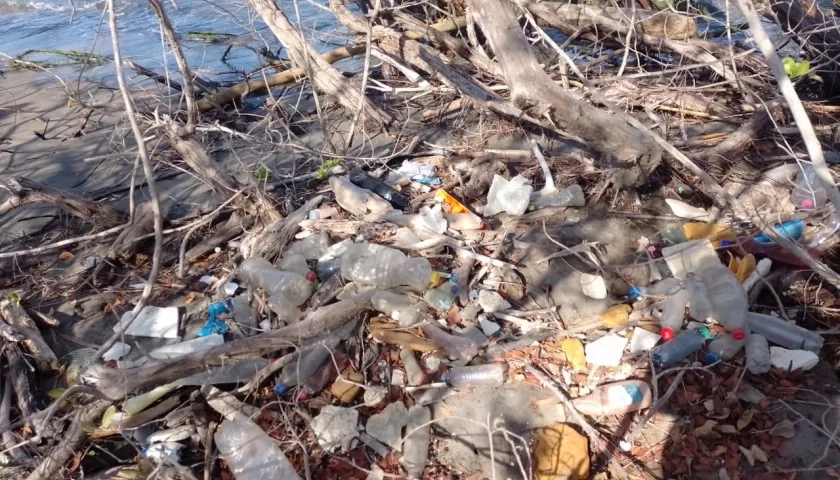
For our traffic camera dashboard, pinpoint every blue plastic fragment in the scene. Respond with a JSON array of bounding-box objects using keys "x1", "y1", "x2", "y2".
[
  {"x1": 199, "y1": 301, "x2": 230, "y2": 337},
  {"x1": 273, "y1": 382, "x2": 288, "y2": 396},
  {"x1": 754, "y1": 219, "x2": 805, "y2": 245},
  {"x1": 628, "y1": 286, "x2": 642, "y2": 299}
]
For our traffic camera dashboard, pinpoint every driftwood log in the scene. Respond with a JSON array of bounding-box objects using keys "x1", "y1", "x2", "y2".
[
  {"x1": 0, "y1": 299, "x2": 59, "y2": 372},
  {"x1": 240, "y1": 195, "x2": 324, "y2": 261},
  {"x1": 0, "y1": 177, "x2": 121, "y2": 227}
]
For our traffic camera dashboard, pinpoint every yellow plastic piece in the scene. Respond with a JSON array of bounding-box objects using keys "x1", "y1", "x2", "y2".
[
  {"x1": 736, "y1": 254, "x2": 756, "y2": 283},
  {"x1": 600, "y1": 304, "x2": 632, "y2": 328},
  {"x1": 683, "y1": 223, "x2": 736, "y2": 247},
  {"x1": 561, "y1": 338, "x2": 587, "y2": 372}
]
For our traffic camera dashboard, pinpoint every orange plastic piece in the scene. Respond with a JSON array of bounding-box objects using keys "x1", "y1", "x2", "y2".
[
  {"x1": 434, "y1": 189, "x2": 470, "y2": 214},
  {"x1": 683, "y1": 223, "x2": 736, "y2": 247}
]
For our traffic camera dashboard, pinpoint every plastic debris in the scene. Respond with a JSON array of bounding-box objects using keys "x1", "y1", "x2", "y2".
[
  {"x1": 651, "y1": 329, "x2": 706, "y2": 368},
  {"x1": 770, "y1": 347, "x2": 819, "y2": 371},
  {"x1": 665, "y1": 198, "x2": 709, "y2": 220},
  {"x1": 572, "y1": 380, "x2": 653, "y2": 416},
  {"x1": 534, "y1": 424, "x2": 590, "y2": 480},
  {"x1": 401, "y1": 406, "x2": 431, "y2": 479},
  {"x1": 600, "y1": 304, "x2": 631, "y2": 328},
  {"x1": 484, "y1": 175, "x2": 533, "y2": 216},
  {"x1": 144, "y1": 442, "x2": 184, "y2": 465},
  {"x1": 561, "y1": 338, "x2": 587, "y2": 371},
  {"x1": 580, "y1": 273, "x2": 607, "y2": 299},
  {"x1": 434, "y1": 189, "x2": 470, "y2": 214},
  {"x1": 365, "y1": 401, "x2": 408, "y2": 449},
  {"x1": 102, "y1": 342, "x2": 130, "y2": 362},
  {"x1": 149, "y1": 334, "x2": 224, "y2": 359},
  {"x1": 199, "y1": 301, "x2": 230, "y2": 337},
  {"x1": 746, "y1": 312, "x2": 823, "y2": 352},
  {"x1": 584, "y1": 333, "x2": 628, "y2": 366},
  {"x1": 477, "y1": 290, "x2": 511, "y2": 313},
  {"x1": 113, "y1": 306, "x2": 180, "y2": 339},
  {"x1": 443, "y1": 363, "x2": 505, "y2": 388},
  {"x1": 311, "y1": 406, "x2": 359, "y2": 452},
  {"x1": 215, "y1": 416, "x2": 301, "y2": 480},
  {"x1": 629, "y1": 328, "x2": 661, "y2": 354}
]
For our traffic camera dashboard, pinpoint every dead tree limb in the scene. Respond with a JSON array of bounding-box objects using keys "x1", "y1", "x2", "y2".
[
  {"x1": 249, "y1": 0, "x2": 391, "y2": 126},
  {"x1": 0, "y1": 177, "x2": 121, "y2": 227},
  {"x1": 240, "y1": 195, "x2": 323, "y2": 261},
  {"x1": 184, "y1": 212, "x2": 253, "y2": 264},
  {"x1": 0, "y1": 299, "x2": 59, "y2": 372},
  {"x1": 466, "y1": 0, "x2": 660, "y2": 164},
  {"x1": 693, "y1": 100, "x2": 785, "y2": 161},
  {"x1": 122, "y1": 59, "x2": 183, "y2": 91},
  {"x1": 5, "y1": 344, "x2": 45, "y2": 423}
]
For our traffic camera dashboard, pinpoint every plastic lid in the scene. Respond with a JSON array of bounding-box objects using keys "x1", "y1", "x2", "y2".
[
  {"x1": 661, "y1": 327, "x2": 675, "y2": 341},
  {"x1": 629, "y1": 287, "x2": 642, "y2": 299},
  {"x1": 802, "y1": 198, "x2": 814, "y2": 209},
  {"x1": 273, "y1": 383, "x2": 288, "y2": 396},
  {"x1": 731, "y1": 328, "x2": 746, "y2": 340},
  {"x1": 720, "y1": 240, "x2": 731, "y2": 248},
  {"x1": 706, "y1": 352, "x2": 721, "y2": 364},
  {"x1": 430, "y1": 271, "x2": 442, "y2": 286},
  {"x1": 306, "y1": 271, "x2": 318, "y2": 282}
]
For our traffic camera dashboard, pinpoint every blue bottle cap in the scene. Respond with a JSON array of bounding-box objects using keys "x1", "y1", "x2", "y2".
[
  {"x1": 273, "y1": 383, "x2": 288, "y2": 396},
  {"x1": 720, "y1": 240, "x2": 731, "y2": 248},
  {"x1": 629, "y1": 287, "x2": 642, "y2": 299},
  {"x1": 706, "y1": 352, "x2": 720, "y2": 365}
]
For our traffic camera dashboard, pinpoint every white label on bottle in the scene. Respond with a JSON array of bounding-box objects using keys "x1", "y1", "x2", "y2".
[{"x1": 606, "y1": 384, "x2": 644, "y2": 407}]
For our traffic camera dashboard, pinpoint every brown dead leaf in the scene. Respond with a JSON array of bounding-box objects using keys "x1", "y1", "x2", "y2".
[
  {"x1": 704, "y1": 399, "x2": 715, "y2": 412},
  {"x1": 750, "y1": 445, "x2": 768, "y2": 463},
  {"x1": 737, "y1": 410, "x2": 754, "y2": 431},
  {"x1": 59, "y1": 251, "x2": 74, "y2": 261},
  {"x1": 184, "y1": 292, "x2": 197, "y2": 304},
  {"x1": 827, "y1": 467, "x2": 840, "y2": 478},
  {"x1": 719, "y1": 467, "x2": 732, "y2": 480},
  {"x1": 739, "y1": 445, "x2": 755, "y2": 466},
  {"x1": 719, "y1": 424, "x2": 738, "y2": 434},
  {"x1": 711, "y1": 445, "x2": 728, "y2": 456},
  {"x1": 694, "y1": 420, "x2": 718, "y2": 437},
  {"x1": 771, "y1": 420, "x2": 796, "y2": 439},
  {"x1": 709, "y1": 408, "x2": 732, "y2": 420}
]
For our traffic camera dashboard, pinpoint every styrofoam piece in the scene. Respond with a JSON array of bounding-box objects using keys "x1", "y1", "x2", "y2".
[
  {"x1": 224, "y1": 283, "x2": 239, "y2": 296},
  {"x1": 580, "y1": 273, "x2": 608, "y2": 299},
  {"x1": 770, "y1": 347, "x2": 819, "y2": 371},
  {"x1": 199, "y1": 275, "x2": 218, "y2": 285},
  {"x1": 114, "y1": 306, "x2": 180, "y2": 339},
  {"x1": 102, "y1": 342, "x2": 131, "y2": 362},
  {"x1": 661, "y1": 239, "x2": 719, "y2": 279},
  {"x1": 629, "y1": 328, "x2": 660, "y2": 354},
  {"x1": 743, "y1": 258, "x2": 772, "y2": 293},
  {"x1": 585, "y1": 333, "x2": 628, "y2": 366},
  {"x1": 148, "y1": 334, "x2": 225, "y2": 360},
  {"x1": 665, "y1": 199, "x2": 709, "y2": 220},
  {"x1": 478, "y1": 314, "x2": 501, "y2": 337}
]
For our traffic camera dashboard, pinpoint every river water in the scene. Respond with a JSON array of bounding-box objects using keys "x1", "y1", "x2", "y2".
[{"x1": 0, "y1": 0, "x2": 349, "y2": 80}]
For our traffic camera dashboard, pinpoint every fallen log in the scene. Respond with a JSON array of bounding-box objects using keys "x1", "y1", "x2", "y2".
[
  {"x1": 0, "y1": 298, "x2": 59, "y2": 372},
  {"x1": 692, "y1": 100, "x2": 786, "y2": 161},
  {"x1": 240, "y1": 195, "x2": 323, "y2": 261},
  {"x1": 0, "y1": 177, "x2": 121, "y2": 227}
]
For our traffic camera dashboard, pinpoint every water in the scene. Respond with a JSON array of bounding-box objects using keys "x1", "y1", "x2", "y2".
[{"x1": 0, "y1": 0, "x2": 350, "y2": 81}]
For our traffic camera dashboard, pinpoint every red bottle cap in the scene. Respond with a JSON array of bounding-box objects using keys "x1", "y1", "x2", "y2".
[
  {"x1": 802, "y1": 198, "x2": 814, "y2": 209},
  {"x1": 661, "y1": 328, "x2": 675, "y2": 341},
  {"x1": 731, "y1": 328, "x2": 746, "y2": 340},
  {"x1": 306, "y1": 271, "x2": 318, "y2": 282}
]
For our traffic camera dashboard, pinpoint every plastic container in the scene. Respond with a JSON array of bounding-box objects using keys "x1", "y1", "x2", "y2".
[
  {"x1": 810, "y1": 213, "x2": 840, "y2": 247},
  {"x1": 148, "y1": 334, "x2": 224, "y2": 359},
  {"x1": 422, "y1": 323, "x2": 479, "y2": 362},
  {"x1": 308, "y1": 206, "x2": 338, "y2": 220},
  {"x1": 372, "y1": 291, "x2": 428, "y2": 327},
  {"x1": 660, "y1": 288, "x2": 689, "y2": 341},
  {"x1": 746, "y1": 333, "x2": 771, "y2": 374},
  {"x1": 685, "y1": 274, "x2": 713, "y2": 321},
  {"x1": 215, "y1": 416, "x2": 301, "y2": 480},
  {"x1": 239, "y1": 257, "x2": 314, "y2": 306},
  {"x1": 424, "y1": 283, "x2": 458, "y2": 312},
  {"x1": 650, "y1": 329, "x2": 706, "y2": 368},
  {"x1": 442, "y1": 363, "x2": 505, "y2": 388},
  {"x1": 349, "y1": 168, "x2": 410, "y2": 210},
  {"x1": 341, "y1": 245, "x2": 432, "y2": 291},
  {"x1": 530, "y1": 184, "x2": 586, "y2": 209},
  {"x1": 745, "y1": 312, "x2": 824, "y2": 352},
  {"x1": 791, "y1": 165, "x2": 828, "y2": 210},
  {"x1": 484, "y1": 175, "x2": 533, "y2": 216},
  {"x1": 706, "y1": 333, "x2": 747, "y2": 364},
  {"x1": 444, "y1": 213, "x2": 483, "y2": 230},
  {"x1": 633, "y1": 277, "x2": 682, "y2": 298},
  {"x1": 697, "y1": 264, "x2": 747, "y2": 339},
  {"x1": 401, "y1": 348, "x2": 426, "y2": 386},
  {"x1": 402, "y1": 406, "x2": 431, "y2": 479},
  {"x1": 572, "y1": 380, "x2": 653, "y2": 416}
]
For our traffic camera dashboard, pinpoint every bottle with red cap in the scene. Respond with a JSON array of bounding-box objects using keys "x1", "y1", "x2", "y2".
[
  {"x1": 791, "y1": 165, "x2": 827, "y2": 211},
  {"x1": 659, "y1": 288, "x2": 690, "y2": 341},
  {"x1": 706, "y1": 331, "x2": 748, "y2": 364},
  {"x1": 696, "y1": 264, "x2": 748, "y2": 340}
]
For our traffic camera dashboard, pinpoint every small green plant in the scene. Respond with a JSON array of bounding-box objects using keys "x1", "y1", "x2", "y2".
[
  {"x1": 782, "y1": 57, "x2": 810, "y2": 80},
  {"x1": 254, "y1": 166, "x2": 271, "y2": 182},
  {"x1": 4, "y1": 292, "x2": 20, "y2": 307},
  {"x1": 316, "y1": 158, "x2": 341, "y2": 180}
]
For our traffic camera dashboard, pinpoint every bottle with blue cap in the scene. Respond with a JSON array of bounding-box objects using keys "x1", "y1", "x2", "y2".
[
  {"x1": 572, "y1": 380, "x2": 653, "y2": 416},
  {"x1": 650, "y1": 328, "x2": 706, "y2": 368}
]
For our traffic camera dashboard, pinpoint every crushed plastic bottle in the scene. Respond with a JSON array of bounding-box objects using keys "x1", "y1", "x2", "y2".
[
  {"x1": 697, "y1": 264, "x2": 747, "y2": 339},
  {"x1": 442, "y1": 363, "x2": 505, "y2": 388},
  {"x1": 530, "y1": 184, "x2": 586, "y2": 209},
  {"x1": 706, "y1": 332, "x2": 747, "y2": 364},
  {"x1": 791, "y1": 164, "x2": 828, "y2": 210},
  {"x1": 631, "y1": 277, "x2": 682, "y2": 298},
  {"x1": 329, "y1": 176, "x2": 392, "y2": 216},
  {"x1": 349, "y1": 168, "x2": 410, "y2": 210},
  {"x1": 745, "y1": 312, "x2": 824, "y2": 352},
  {"x1": 341, "y1": 245, "x2": 432, "y2": 291},
  {"x1": 372, "y1": 291, "x2": 428, "y2": 327},
  {"x1": 276, "y1": 253, "x2": 311, "y2": 278},
  {"x1": 422, "y1": 323, "x2": 479, "y2": 362},
  {"x1": 572, "y1": 380, "x2": 653, "y2": 416},
  {"x1": 215, "y1": 416, "x2": 302, "y2": 480},
  {"x1": 239, "y1": 257, "x2": 314, "y2": 307},
  {"x1": 484, "y1": 175, "x2": 533, "y2": 216},
  {"x1": 400, "y1": 348, "x2": 426, "y2": 386},
  {"x1": 650, "y1": 329, "x2": 706, "y2": 368},
  {"x1": 274, "y1": 323, "x2": 356, "y2": 395},
  {"x1": 660, "y1": 288, "x2": 690, "y2": 341},
  {"x1": 402, "y1": 406, "x2": 430, "y2": 479},
  {"x1": 424, "y1": 282, "x2": 458, "y2": 312},
  {"x1": 746, "y1": 333, "x2": 771, "y2": 374},
  {"x1": 810, "y1": 213, "x2": 840, "y2": 247},
  {"x1": 685, "y1": 273, "x2": 713, "y2": 321}
]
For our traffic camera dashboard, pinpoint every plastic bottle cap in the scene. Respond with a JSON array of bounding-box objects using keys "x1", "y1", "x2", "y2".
[
  {"x1": 629, "y1": 287, "x2": 642, "y2": 299},
  {"x1": 720, "y1": 240, "x2": 731, "y2": 248},
  {"x1": 430, "y1": 272, "x2": 442, "y2": 286},
  {"x1": 661, "y1": 328, "x2": 675, "y2": 341},
  {"x1": 273, "y1": 383, "x2": 288, "y2": 396},
  {"x1": 802, "y1": 198, "x2": 814, "y2": 209},
  {"x1": 731, "y1": 328, "x2": 746, "y2": 340},
  {"x1": 706, "y1": 352, "x2": 720, "y2": 364},
  {"x1": 306, "y1": 271, "x2": 318, "y2": 282}
]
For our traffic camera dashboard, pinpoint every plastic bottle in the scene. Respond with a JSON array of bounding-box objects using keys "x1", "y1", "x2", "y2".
[
  {"x1": 330, "y1": 176, "x2": 392, "y2": 216},
  {"x1": 745, "y1": 312, "x2": 824, "y2": 352},
  {"x1": 401, "y1": 347, "x2": 426, "y2": 386},
  {"x1": 530, "y1": 184, "x2": 586, "y2": 209},
  {"x1": 422, "y1": 323, "x2": 479, "y2": 362},
  {"x1": 341, "y1": 246, "x2": 432, "y2": 291},
  {"x1": 402, "y1": 406, "x2": 431, "y2": 479},
  {"x1": 424, "y1": 282, "x2": 458, "y2": 312},
  {"x1": 706, "y1": 332, "x2": 747, "y2": 364},
  {"x1": 685, "y1": 274, "x2": 713, "y2": 321},
  {"x1": 746, "y1": 333, "x2": 771, "y2": 374},
  {"x1": 276, "y1": 253, "x2": 311, "y2": 278},
  {"x1": 572, "y1": 380, "x2": 653, "y2": 416},
  {"x1": 632, "y1": 277, "x2": 682, "y2": 298},
  {"x1": 308, "y1": 206, "x2": 338, "y2": 220},
  {"x1": 660, "y1": 288, "x2": 690, "y2": 341},
  {"x1": 215, "y1": 416, "x2": 301, "y2": 480},
  {"x1": 442, "y1": 363, "x2": 505, "y2": 388},
  {"x1": 372, "y1": 291, "x2": 428, "y2": 327},
  {"x1": 661, "y1": 224, "x2": 688, "y2": 245},
  {"x1": 444, "y1": 213, "x2": 483, "y2": 230},
  {"x1": 697, "y1": 264, "x2": 747, "y2": 339},
  {"x1": 349, "y1": 168, "x2": 411, "y2": 210},
  {"x1": 239, "y1": 257, "x2": 314, "y2": 306},
  {"x1": 791, "y1": 165, "x2": 827, "y2": 210},
  {"x1": 650, "y1": 329, "x2": 706, "y2": 368},
  {"x1": 810, "y1": 213, "x2": 840, "y2": 247},
  {"x1": 148, "y1": 334, "x2": 224, "y2": 359}
]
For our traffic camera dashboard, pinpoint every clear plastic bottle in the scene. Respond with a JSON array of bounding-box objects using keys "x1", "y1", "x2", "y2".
[
  {"x1": 401, "y1": 347, "x2": 426, "y2": 386},
  {"x1": 341, "y1": 246, "x2": 432, "y2": 291},
  {"x1": 791, "y1": 165, "x2": 828, "y2": 210},
  {"x1": 650, "y1": 329, "x2": 706, "y2": 368},
  {"x1": 239, "y1": 257, "x2": 314, "y2": 306},
  {"x1": 442, "y1": 363, "x2": 505, "y2": 388},
  {"x1": 329, "y1": 176, "x2": 392, "y2": 216},
  {"x1": 745, "y1": 312, "x2": 824, "y2": 352},
  {"x1": 746, "y1": 333, "x2": 771, "y2": 374},
  {"x1": 424, "y1": 282, "x2": 458, "y2": 312},
  {"x1": 810, "y1": 213, "x2": 840, "y2": 247},
  {"x1": 215, "y1": 416, "x2": 301, "y2": 480},
  {"x1": 372, "y1": 291, "x2": 428, "y2": 327},
  {"x1": 530, "y1": 184, "x2": 586, "y2": 209},
  {"x1": 706, "y1": 333, "x2": 747, "y2": 364},
  {"x1": 422, "y1": 323, "x2": 479, "y2": 362},
  {"x1": 697, "y1": 264, "x2": 747, "y2": 339},
  {"x1": 633, "y1": 277, "x2": 682, "y2": 298},
  {"x1": 685, "y1": 274, "x2": 713, "y2": 321},
  {"x1": 572, "y1": 380, "x2": 653, "y2": 416},
  {"x1": 660, "y1": 288, "x2": 690, "y2": 341},
  {"x1": 402, "y1": 406, "x2": 430, "y2": 479}
]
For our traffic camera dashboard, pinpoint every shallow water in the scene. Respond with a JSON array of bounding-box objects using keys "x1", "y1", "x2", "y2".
[{"x1": 0, "y1": 0, "x2": 350, "y2": 80}]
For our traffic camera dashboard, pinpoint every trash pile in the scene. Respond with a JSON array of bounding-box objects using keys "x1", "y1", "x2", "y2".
[{"x1": 5, "y1": 146, "x2": 840, "y2": 480}]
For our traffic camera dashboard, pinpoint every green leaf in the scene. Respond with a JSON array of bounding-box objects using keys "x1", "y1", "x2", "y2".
[
  {"x1": 782, "y1": 57, "x2": 810, "y2": 80},
  {"x1": 47, "y1": 388, "x2": 66, "y2": 400},
  {"x1": 254, "y1": 166, "x2": 271, "y2": 182},
  {"x1": 316, "y1": 158, "x2": 341, "y2": 180},
  {"x1": 101, "y1": 405, "x2": 117, "y2": 429},
  {"x1": 3, "y1": 292, "x2": 20, "y2": 307}
]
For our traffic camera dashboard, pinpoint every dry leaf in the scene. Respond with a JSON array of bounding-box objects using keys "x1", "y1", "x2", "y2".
[
  {"x1": 184, "y1": 292, "x2": 197, "y2": 304},
  {"x1": 711, "y1": 445, "x2": 728, "y2": 456},
  {"x1": 771, "y1": 420, "x2": 796, "y2": 439},
  {"x1": 737, "y1": 410, "x2": 754, "y2": 431},
  {"x1": 719, "y1": 467, "x2": 731, "y2": 480},
  {"x1": 719, "y1": 424, "x2": 738, "y2": 434},
  {"x1": 694, "y1": 420, "x2": 718, "y2": 436},
  {"x1": 826, "y1": 467, "x2": 840, "y2": 478},
  {"x1": 59, "y1": 251, "x2": 74, "y2": 261},
  {"x1": 739, "y1": 445, "x2": 755, "y2": 466},
  {"x1": 709, "y1": 408, "x2": 732, "y2": 420},
  {"x1": 750, "y1": 444, "x2": 768, "y2": 463},
  {"x1": 704, "y1": 399, "x2": 715, "y2": 412}
]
